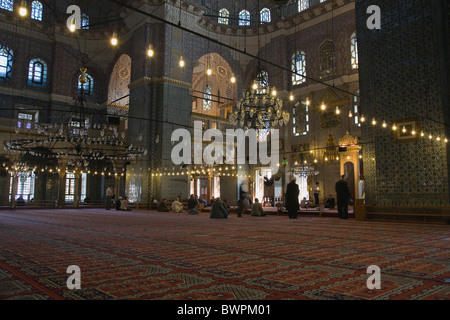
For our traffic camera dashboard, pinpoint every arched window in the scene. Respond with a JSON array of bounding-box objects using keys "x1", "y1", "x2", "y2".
[
  {"x1": 31, "y1": 1, "x2": 43, "y2": 21},
  {"x1": 292, "y1": 50, "x2": 306, "y2": 85},
  {"x1": 78, "y1": 73, "x2": 94, "y2": 97},
  {"x1": 28, "y1": 58, "x2": 47, "y2": 87},
  {"x1": 351, "y1": 32, "x2": 358, "y2": 69},
  {"x1": 218, "y1": 8, "x2": 229, "y2": 25},
  {"x1": 293, "y1": 101, "x2": 309, "y2": 136},
  {"x1": 81, "y1": 14, "x2": 89, "y2": 29},
  {"x1": 298, "y1": 0, "x2": 309, "y2": 12},
  {"x1": 353, "y1": 89, "x2": 360, "y2": 126},
  {"x1": 320, "y1": 40, "x2": 335, "y2": 77},
  {"x1": 260, "y1": 8, "x2": 270, "y2": 23},
  {"x1": 255, "y1": 69, "x2": 268, "y2": 94},
  {"x1": 0, "y1": 45, "x2": 13, "y2": 81},
  {"x1": 0, "y1": 0, "x2": 13, "y2": 11},
  {"x1": 203, "y1": 84, "x2": 212, "y2": 111},
  {"x1": 239, "y1": 10, "x2": 250, "y2": 26}
]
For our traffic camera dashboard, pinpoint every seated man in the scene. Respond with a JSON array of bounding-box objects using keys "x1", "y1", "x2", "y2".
[
  {"x1": 325, "y1": 194, "x2": 336, "y2": 209},
  {"x1": 300, "y1": 197, "x2": 311, "y2": 208},
  {"x1": 171, "y1": 198, "x2": 184, "y2": 213},
  {"x1": 187, "y1": 194, "x2": 199, "y2": 215},
  {"x1": 116, "y1": 197, "x2": 122, "y2": 210},
  {"x1": 251, "y1": 198, "x2": 266, "y2": 217},
  {"x1": 210, "y1": 197, "x2": 228, "y2": 219},
  {"x1": 157, "y1": 199, "x2": 170, "y2": 212},
  {"x1": 120, "y1": 197, "x2": 132, "y2": 211}
]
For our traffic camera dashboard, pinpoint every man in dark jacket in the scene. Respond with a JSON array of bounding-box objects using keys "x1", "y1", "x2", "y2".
[
  {"x1": 210, "y1": 197, "x2": 228, "y2": 219},
  {"x1": 335, "y1": 175, "x2": 352, "y2": 219},
  {"x1": 286, "y1": 178, "x2": 300, "y2": 219}
]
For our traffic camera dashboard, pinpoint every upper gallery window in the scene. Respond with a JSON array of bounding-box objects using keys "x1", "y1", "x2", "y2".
[
  {"x1": 31, "y1": 1, "x2": 43, "y2": 21},
  {"x1": 291, "y1": 50, "x2": 306, "y2": 85},
  {"x1": 260, "y1": 8, "x2": 270, "y2": 23},
  {"x1": 218, "y1": 8, "x2": 229, "y2": 25},
  {"x1": 78, "y1": 73, "x2": 94, "y2": 97},
  {"x1": 203, "y1": 84, "x2": 212, "y2": 111},
  {"x1": 0, "y1": 0, "x2": 13, "y2": 11},
  {"x1": 0, "y1": 45, "x2": 13, "y2": 81},
  {"x1": 298, "y1": 0, "x2": 309, "y2": 12},
  {"x1": 239, "y1": 10, "x2": 250, "y2": 26},
  {"x1": 28, "y1": 58, "x2": 47, "y2": 87},
  {"x1": 81, "y1": 13, "x2": 89, "y2": 29},
  {"x1": 351, "y1": 32, "x2": 359, "y2": 69}
]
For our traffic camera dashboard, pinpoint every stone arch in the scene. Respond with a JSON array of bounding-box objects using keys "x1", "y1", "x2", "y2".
[
  {"x1": 107, "y1": 54, "x2": 132, "y2": 115},
  {"x1": 192, "y1": 53, "x2": 237, "y2": 117}
]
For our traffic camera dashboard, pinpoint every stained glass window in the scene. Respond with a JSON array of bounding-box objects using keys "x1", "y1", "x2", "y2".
[
  {"x1": 28, "y1": 58, "x2": 47, "y2": 87},
  {"x1": 65, "y1": 173, "x2": 75, "y2": 202},
  {"x1": 0, "y1": 45, "x2": 13, "y2": 81},
  {"x1": 78, "y1": 73, "x2": 94, "y2": 97},
  {"x1": 256, "y1": 69, "x2": 268, "y2": 94},
  {"x1": 298, "y1": 0, "x2": 309, "y2": 12},
  {"x1": 260, "y1": 8, "x2": 270, "y2": 23},
  {"x1": 354, "y1": 89, "x2": 360, "y2": 126},
  {"x1": 292, "y1": 50, "x2": 306, "y2": 85},
  {"x1": 0, "y1": 0, "x2": 13, "y2": 11},
  {"x1": 81, "y1": 14, "x2": 89, "y2": 29},
  {"x1": 9, "y1": 172, "x2": 35, "y2": 202},
  {"x1": 218, "y1": 8, "x2": 229, "y2": 25},
  {"x1": 239, "y1": 10, "x2": 250, "y2": 26},
  {"x1": 293, "y1": 103, "x2": 309, "y2": 136},
  {"x1": 31, "y1": 1, "x2": 43, "y2": 21},
  {"x1": 203, "y1": 84, "x2": 212, "y2": 111},
  {"x1": 351, "y1": 32, "x2": 358, "y2": 69}
]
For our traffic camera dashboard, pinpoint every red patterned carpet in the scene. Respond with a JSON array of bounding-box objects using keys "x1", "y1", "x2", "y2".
[{"x1": 0, "y1": 208, "x2": 449, "y2": 300}]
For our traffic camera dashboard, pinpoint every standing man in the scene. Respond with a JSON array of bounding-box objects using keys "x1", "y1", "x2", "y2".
[
  {"x1": 286, "y1": 177, "x2": 300, "y2": 219},
  {"x1": 313, "y1": 182, "x2": 320, "y2": 207},
  {"x1": 105, "y1": 185, "x2": 113, "y2": 210},
  {"x1": 335, "y1": 175, "x2": 352, "y2": 219}
]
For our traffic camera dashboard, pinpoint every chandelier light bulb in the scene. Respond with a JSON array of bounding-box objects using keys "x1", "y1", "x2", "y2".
[
  {"x1": 111, "y1": 33, "x2": 118, "y2": 46},
  {"x1": 147, "y1": 45, "x2": 154, "y2": 57},
  {"x1": 321, "y1": 103, "x2": 326, "y2": 111},
  {"x1": 372, "y1": 118, "x2": 377, "y2": 125},
  {"x1": 289, "y1": 93, "x2": 294, "y2": 101},
  {"x1": 305, "y1": 98, "x2": 310, "y2": 106},
  {"x1": 230, "y1": 74, "x2": 236, "y2": 83},
  {"x1": 348, "y1": 111, "x2": 353, "y2": 117},
  {"x1": 335, "y1": 107, "x2": 340, "y2": 115},
  {"x1": 360, "y1": 115, "x2": 366, "y2": 122},
  {"x1": 402, "y1": 126, "x2": 407, "y2": 133},
  {"x1": 271, "y1": 88, "x2": 277, "y2": 96},
  {"x1": 411, "y1": 130, "x2": 416, "y2": 135},
  {"x1": 69, "y1": 22, "x2": 76, "y2": 32},
  {"x1": 392, "y1": 123, "x2": 397, "y2": 131},
  {"x1": 252, "y1": 82, "x2": 258, "y2": 90},
  {"x1": 179, "y1": 56, "x2": 185, "y2": 68},
  {"x1": 382, "y1": 121, "x2": 387, "y2": 128},
  {"x1": 19, "y1": 6, "x2": 27, "y2": 17}
]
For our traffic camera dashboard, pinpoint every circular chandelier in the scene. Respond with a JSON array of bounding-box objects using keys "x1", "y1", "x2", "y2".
[
  {"x1": 4, "y1": 68, "x2": 147, "y2": 172},
  {"x1": 228, "y1": 68, "x2": 290, "y2": 131}
]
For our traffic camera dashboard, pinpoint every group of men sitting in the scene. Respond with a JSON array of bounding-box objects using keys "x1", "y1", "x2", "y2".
[
  {"x1": 152, "y1": 194, "x2": 268, "y2": 219},
  {"x1": 115, "y1": 196, "x2": 132, "y2": 211},
  {"x1": 299, "y1": 194, "x2": 336, "y2": 209}
]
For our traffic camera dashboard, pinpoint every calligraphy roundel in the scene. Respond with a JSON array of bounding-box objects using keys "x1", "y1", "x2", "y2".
[
  {"x1": 119, "y1": 67, "x2": 130, "y2": 79},
  {"x1": 217, "y1": 66, "x2": 227, "y2": 78}
]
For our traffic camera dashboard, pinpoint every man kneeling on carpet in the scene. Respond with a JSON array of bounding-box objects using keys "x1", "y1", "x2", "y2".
[
  {"x1": 210, "y1": 197, "x2": 228, "y2": 219},
  {"x1": 120, "y1": 197, "x2": 132, "y2": 211},
  {"x1": 172, "y1": 198, "x2": 185, "y2": 213},
  {"x1": 251, "y1": 198, "x2": 266, "y2": 217}
]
